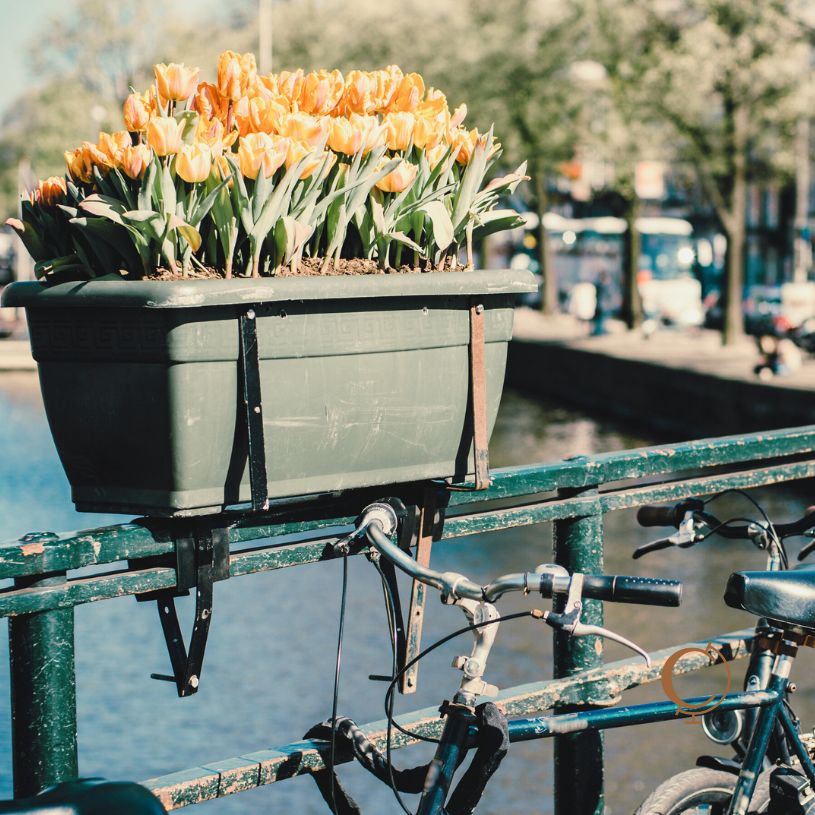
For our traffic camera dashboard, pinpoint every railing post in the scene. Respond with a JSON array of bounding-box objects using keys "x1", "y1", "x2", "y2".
[
  {"x1": 553, "y1": 484, "x2": 604, "y2": 815},
  {"x1": 9, "y1": 572, "x2": 78, "y2": 797}
]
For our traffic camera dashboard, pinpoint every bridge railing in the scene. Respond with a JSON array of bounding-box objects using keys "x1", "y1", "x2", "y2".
[{"x1": 3, "y1": 425, "x2": 815, "y2": 813}]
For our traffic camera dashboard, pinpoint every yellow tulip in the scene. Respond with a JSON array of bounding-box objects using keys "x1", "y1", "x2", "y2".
[
  {"x1": 123, "y1": 93, "x2": 150, "y2": 131},
  {"x1": 275, "y1": 69, "x2": 305, "y2": 103},
  {"x1": 450, "y1": 127, "x2": 478, "y2": 165},
  {"x1": 387, "y1": 72, "x2": 425, "y2": 113},
  {"x1": 192, "y1": 82, "x2": 228, "y2": 122},
  {"x1": 279, "y1": 112, "x2": 329, "y2": 147},
  {"x1": 285, "y1": 140, "x2": 336, "y2": 179},
  {"x1": 327, "y1": 114, "x2": 383, "y2": 155},
  {"x1": 413, "y1": 115, "x2": 444, "y2": 149},
  {"x1": 217, "y1": 51, "x2": 256, "y2": 101},
  {"x1": 147, "y1": 117, "x2": 184, "y2": 156},
  {"x1": 336, "y1": 70, "x2": 376, "y2": 115},
  {"x1": 196, "y1": 116, "x2": 236, "y2": 155},
  {"x1": 425, "y1": 143, "x2": 450, "y2": 171},
  {"x1": 371, "y1": 65, "x2": 402, "y2": 112},
  {"x1": 32, "y1": 176, "x2": 67, "y2": 207},
  {"x1": 384, "y1": 112, "x2": 415, "y2": 151},
  {"x1": 375, "y1": 160, "x2": 418, "y2": 193},
  {"x1": 237, "y1": 132, "x2": 289, "y2": 179},
  {"x1": 97, "y1": 130, "x2": 131, "y2": 164},
  {"x1": 176, "y1": 143, "x2": 212, "y2": 183},
  {"x1": 118, "y1": 144, "x2": 152, "y2": 180},
  {"x1": 298, "y1": 69, "x2": 344, "y2": 115},
  {"x1": 416, "y1": 88, "x2": 449, "y2": 120},
  {"x1": 450, "y1": 103, "x2": 467, "y2": 129},
  {"x1": 154, "y1": 62, "x2": 200, "y2": 103}
]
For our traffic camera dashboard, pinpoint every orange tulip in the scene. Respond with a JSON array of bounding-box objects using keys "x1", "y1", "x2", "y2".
[
  {"x1": 234, "y1": 94, "x2": 288, "y2": 136},
  {"x1": 176, "y1": 142, "x2": 212, "y2": 183},
  {"x1": 416, "y1": 88, "x2": 448, "y2": 120},
  {"x1": 64, "y1": 142, "x2": 110, "y2": 182},
  {"x1": 450, "y1": 127, "x2": 478, "y2": 165},
  {"x1": 217, "y1": 51, "x2": 256, "y2": 101},
  {"x1": 123, "y1": 93, "x2": 151, "y2": 131},
  {"x1": 154, "y1": 62, "x2": 200, "y2": 102},
  {"x1": 196, "y1": 116, "x2": 237, "y2": 155},
  {"x1": 425, "y1": 143, "x2": 451, "y2": 171},
  {"x1": 279, "y1": 112, "x2": 329, "y2": 148},
  {"x1": 237, "y1": 132, "x2": 289, "y2": 179},
  {"x1": 336, "y1": 70, "x2": 376, "y2": 115},
  {"x1": 285, "y1": 140, "x2": 336, "y2": 179},
  {"x1": 31, "y1": 176, "x2": 67, "y2": 207},
  {"x1": 384, "y1": 112, "x2": 415, "y2": 151},
  {"x1": 192, "y1": 82, "x2": 228, "y2": 122},
  {"x1": 450, "y1": 103, "x2": 467, "y2": 129},
  {"x1": 371, "y1": 65, "x2": 402, "y2": 112},
  {"x1": 119, "y1": 144, "x2": 152, "y2": 180},
  {"x1": 327, "y1": 114, "x2": 383, "y2": 155},
  {"x1": 387, "y1": 72, "x2": 425, "y2": 113},
  {"x1": 147, "y1": 117, "x2": 184, "y2": 156},
  {"x1": 375, "y1": 159, "x2": 418, "y2": 193},
  {"x1": 275, "y1": 69, "x2": 305, "y2": 103},
  {"x1": 413, "y1": 115, "x2": 444, "y2": 149},
  {"x1": 97, "y1": 130, "x2": 131, "y2": 164},
  {"x1": 298, "y1": 69, "x2": 344, "y2": 115}
]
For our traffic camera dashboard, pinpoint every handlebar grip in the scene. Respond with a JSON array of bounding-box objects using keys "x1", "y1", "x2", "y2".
[
  {"x1": 636, "y1": 505, "x2": 681, "y2": 528},
  {"x1": 582, "y1": 575, "x2": 683, "y2": 607}
]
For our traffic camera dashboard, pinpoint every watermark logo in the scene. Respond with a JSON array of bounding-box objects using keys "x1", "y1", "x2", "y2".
[{"x1": 660, "y1": 642, "x2": 731, "y2": 722}]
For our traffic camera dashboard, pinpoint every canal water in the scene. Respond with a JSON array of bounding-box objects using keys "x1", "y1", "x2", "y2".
[{"x1": 0, "y1": 373, "x2": 813, "y2": 814}]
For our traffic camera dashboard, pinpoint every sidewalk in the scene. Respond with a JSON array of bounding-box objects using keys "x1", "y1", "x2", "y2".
[
  {"x1": 0, "y1": 340, "x2": 35, "y2": 372},
  {"x1": 508, "y1": 309, "x2": 815, "y2": 436}
]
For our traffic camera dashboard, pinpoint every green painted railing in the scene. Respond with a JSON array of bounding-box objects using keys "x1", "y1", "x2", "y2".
[{"x1": 2, "y1": 424, "x2": 815, "y2": 813}]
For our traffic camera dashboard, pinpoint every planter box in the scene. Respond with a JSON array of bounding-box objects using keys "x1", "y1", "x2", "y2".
[{"x1": 3, "y1": 269, "x2": 536, "y2": 517}]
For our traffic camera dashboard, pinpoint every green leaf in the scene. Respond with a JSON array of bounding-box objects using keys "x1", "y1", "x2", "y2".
[{"x1": 422, "y1": 200, "x2": 454, "y2": 251}]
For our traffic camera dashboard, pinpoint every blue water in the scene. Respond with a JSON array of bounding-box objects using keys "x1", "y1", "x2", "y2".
[{"x1": 0, "y1": 374, "x2": 812, "y2": 814}]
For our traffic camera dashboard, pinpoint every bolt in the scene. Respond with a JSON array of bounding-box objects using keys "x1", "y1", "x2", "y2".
[
  {"x1": 246, "y1": 309, "x2": 256, "y2": 320},
  {"x1": 254, "y1": 405, "x2": 261, "y2": 414},
  {"x1": 789, "y1": 683, "x2": 798, "y2": 693},
  {"x1": 475, "y1": 304, "x2": 484, "y2": 314},
  {"x1": 189, "y1": 675, "x2": 199, "y2": 689}
]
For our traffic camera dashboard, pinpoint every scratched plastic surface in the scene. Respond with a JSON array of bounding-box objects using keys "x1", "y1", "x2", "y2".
[{"x1": 0, "y1": 375, "x2": 813, "y2": 814}]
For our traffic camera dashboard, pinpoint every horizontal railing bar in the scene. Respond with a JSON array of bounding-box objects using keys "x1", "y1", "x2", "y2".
[
  {"x1": 143, "y1": 629, "x2": 754, "y2": 810},
  {"x1": 1, "y1": 425, "x2": 813, "y2": 581},
  {"x1": 0, "y1": 458, "x2": 812, "y2": 617}
]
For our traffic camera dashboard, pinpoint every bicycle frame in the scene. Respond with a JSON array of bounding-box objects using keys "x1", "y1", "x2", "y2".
[{"x1": 417, "y1": 649, "x2": 815, "y2": 815}]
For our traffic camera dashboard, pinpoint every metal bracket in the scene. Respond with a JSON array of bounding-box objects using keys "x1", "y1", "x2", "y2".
[
  {"x1": 240, "y1": 308, "x2": 269, "y2": 513},
  {"x1": 133, "y1": 520, "x2": 230, "y2": 697},
  {"x1": 469, "y1": 300, "x2": 490, "y2": 491}
]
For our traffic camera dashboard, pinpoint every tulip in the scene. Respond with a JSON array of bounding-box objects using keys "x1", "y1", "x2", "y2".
[
  {"x1": 371, "y1": 65, "x2": 402, "y2": 112},
  {"x1": 147, "y1": 117, "x2": 184, "y2": 156},
  {"x1": 450, "y1": 103, "x2": 467, "y2": 129},
  {"x1": 192, "y1": 82, "x2": 228, "y2": 122},
  {"x1": 336, "y1": 70, "x2": 376, "y2": 115},
  {"x1": 176, "y1": 142, "x2": 212, "y2": 183},
  {"x1": 298, "y1": 69, "x2": 344, "y2": 115},
  {"x1": 413, "y1": 115, "x2": 444, "y2": 149},
  {"x1": 285, "y1": 140, "x2": 336, "y2": 179},
  {"x1": 196, "y1": 116, "x2": 236, "y2": 155},
  {"x1": 154, "y1": 62, "x2": 200, "y2": 103},
  {"x1": 387, "y1": 72, "x2": 425, "y2": 113},
  {"x1": 375, "y1": 159, "x2": 418, "y2": 193},
  {"x1": 123, "y1": 93, "x2": 151, "y2": 131},
  {"x1": 64, "y1": 147, "x2": 93, "y2": 183},
  {"x1": 416, "y1": 88, "x2": 448, "y2": 120},
  {"x1": 275, "y1": 69, "x2": 305, "y2": 102},
  {"x1": 32, "y1": 176, "x2": 67, "y2": 207},
  {"x1": 119, "y1": 144, "x2": 152, "y2": 180},
  {"x1": 450, "y1": 127, "x2": 478, "y2": 165},
  {"x1": 279, "y1": 112, "x2": 329, "y2": 148},
  {"x1": 234, "y1": 94, "x2": 288, "y2": 136},
  {"x1": 97, "y1": 130, "x2": 131, "y2": 164},
  {"x1": 384, "y1": 112, "x2": 415, "y2": 151},
  {"x1": 217, "y1": 51, "x2": 256, "y2": 101},
  {"x1": 425, "y1": 143, "x2": 451, "y2": 171},
  {"x1": 237, "y1": 132, "x2": 289, "y2": 179},
  {"x1": 327, "y1": 114, "x2": 383, "y2": 155}
]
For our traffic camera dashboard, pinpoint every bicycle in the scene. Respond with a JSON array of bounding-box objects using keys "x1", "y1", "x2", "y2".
[
  {"x1": 631, "y1": 494, "x2": 815, "y2": 814},
  {"x1": 315, "y1": 496, "x2": 815, "y2": 815},
  {"x1": 0, "y1": 779, "x2": 166, "y2": 814}
]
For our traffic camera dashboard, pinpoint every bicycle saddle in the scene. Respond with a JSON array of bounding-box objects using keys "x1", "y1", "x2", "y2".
[
  {"x1": 0, "y1": 779, "x2": 167, "y2": 815},
  {"x1": 725, "y1": 564, "x2": 815, "y2": 630}
]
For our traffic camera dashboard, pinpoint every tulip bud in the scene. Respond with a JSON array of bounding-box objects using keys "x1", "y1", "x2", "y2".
[
  {"x1": 123, "y1": 93, "x2": 151, "y2": 131},
  {"x1": 154, "y1": 62, "x2": 200, "y2": 103},
  {"x1": 119, "y1": 144, "x2": 152, "y2": 180},
  {"x1": 147, "y1": 117, "x2": 184, "y2": 156},
  {"x1": 375, "y1": 159, "x2": 418, "y2": 193},
  {"x1": 450, "y1": 127, "x2": 478, "y2": 165},
  {"x1": 176, "y1": 142, "x2": 212, "y2": 183}
]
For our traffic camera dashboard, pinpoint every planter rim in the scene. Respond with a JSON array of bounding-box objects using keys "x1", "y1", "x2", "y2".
[{"x1": 2, "y1": 268, "x2": 536, "y2": 309}]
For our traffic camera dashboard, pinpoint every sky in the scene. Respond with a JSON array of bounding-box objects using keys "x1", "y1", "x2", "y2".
[{"x1": 0, "y1": 0, "x2": 223, "y2": 118}]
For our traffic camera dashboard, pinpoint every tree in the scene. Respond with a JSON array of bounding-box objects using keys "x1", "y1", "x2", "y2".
[{"x1": 605, "y1": 0, "x2": 813, "y2": 344}]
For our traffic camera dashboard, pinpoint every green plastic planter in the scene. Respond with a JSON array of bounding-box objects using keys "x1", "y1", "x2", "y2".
[{"x1": 4, "y1": 269, "x2": 536, "y2": 517}]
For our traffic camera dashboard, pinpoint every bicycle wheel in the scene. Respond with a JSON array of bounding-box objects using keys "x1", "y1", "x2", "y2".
[{"x1": 634, "y1": 767, "x2": 770, "y2": 814}]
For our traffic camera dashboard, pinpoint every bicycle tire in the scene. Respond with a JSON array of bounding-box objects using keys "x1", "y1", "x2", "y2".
[{"x1": 634, "y1": 767, "x2": 770, "y2": 814}]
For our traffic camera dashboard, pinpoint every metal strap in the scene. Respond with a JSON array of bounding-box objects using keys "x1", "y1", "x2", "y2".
[
  {"x1": 469, "y1": 302, "x2": 490, "y2": 490},
  {"x1": 239, "y1": 309, "x2": 269, "y2": 512}
]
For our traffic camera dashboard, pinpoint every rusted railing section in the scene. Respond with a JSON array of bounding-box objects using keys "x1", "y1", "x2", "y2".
[{"x1": 0, "y1": 424, "x2": 813, "y2": 812}]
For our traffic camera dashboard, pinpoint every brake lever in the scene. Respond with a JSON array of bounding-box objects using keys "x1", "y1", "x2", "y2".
[
  {"x1": 541, "y1": 573, "x2": 651, "y2": 666},
  {"x1": 633, "y1": 511, "x2": 704, "y2": 559}
]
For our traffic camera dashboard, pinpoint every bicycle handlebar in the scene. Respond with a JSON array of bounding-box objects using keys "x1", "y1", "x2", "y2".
[{"x1": 364, "y1": 521, "x2": 682, "y2": 607}]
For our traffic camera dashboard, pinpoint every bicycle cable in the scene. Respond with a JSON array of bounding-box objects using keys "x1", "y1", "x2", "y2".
[{"x1": 329, "y1": 552, "x2": 350, "y2": 815}]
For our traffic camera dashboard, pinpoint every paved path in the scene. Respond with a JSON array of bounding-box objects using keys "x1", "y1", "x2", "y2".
[
  {"x1": 512, "y1": 308, "x2": 815, "y2": 393},
  {"x1": 0, "y1": 340, "x2": 35, "y2": 372}
]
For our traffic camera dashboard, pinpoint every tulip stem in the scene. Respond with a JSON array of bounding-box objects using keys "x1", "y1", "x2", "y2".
[{"x1": 466, "y1": 221, "x2": 474, "y2": 270}]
